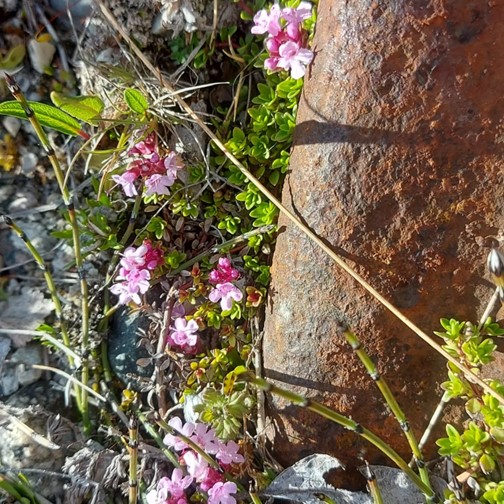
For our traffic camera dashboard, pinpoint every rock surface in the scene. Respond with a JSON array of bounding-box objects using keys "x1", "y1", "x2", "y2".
[{"x1": 263, "y1": 0, "x2": 504, "y2": 479}]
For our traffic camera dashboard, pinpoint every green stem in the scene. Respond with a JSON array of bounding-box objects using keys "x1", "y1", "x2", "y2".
[
  {"x1": 342, "y1": 329, "x2": 433, "y2": 495},
  {"x1": 243, "y1": 373, "x2": 436, "y2": 502},
  {"x1": 156, "y1": 417, "x2": 220, "y2": 470},
  {"x1": 360, "y1": 465, "x2": 384, "y2": 504},
  {"x1": 1, "y1": 215, "x2": 82, "y2": 410},
  {"x1": 5, "y1": 74, "x2": 90, "y2": 433},
  {"x1": 128, "y1": 415, "x2": 139, "y2": 504},
  {"x1": 134, "y1": 409, "x2": 180, "y2": 467}
]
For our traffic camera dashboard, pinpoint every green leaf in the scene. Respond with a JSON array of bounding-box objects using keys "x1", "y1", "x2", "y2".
[
  {"x1": 0, "y1": 44, "x2": 26, "y2": 70},
  {"x1": 490, "y1": 427, "x2": 504, "y2": 443},
  {"x1": 124, "y1": 88, "x2": 149, "y2": 114},
  {"x1": 50, "y1": 91, "x2": 104, "y2": 124},
  {"x1": 479, "y1": 453, "x2": 496, "y2": 475},
  {"x1": 0, "y1": 100, "x2": 84, "y2": 137}
]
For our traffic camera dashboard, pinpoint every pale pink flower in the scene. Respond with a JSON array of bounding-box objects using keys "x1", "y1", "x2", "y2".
[
  {"x1": 145, "y1": 487, "x2": 165, "y2": 504},
  {"x1": 163, "y1": 417, "x2": 195, "y2": 451},
  {"x1": 251, "y1": 3, "x2": 282, "y2": 36},
  {"x1": 183, "y1": 450, "x2": 209, "y2": 482},
  {"x1": 190, "y1": 422, "x2": 219, "y2": 454},
  {"x1": 146, "y1": 471, "x2": 191, "y2": 504},
  {"x1": 216, "y1": 440, "x2": 244, "y2": 465},
  {"x1": 115, "y1": 134, "x2": 185, "y2": 198},
  {"x1": 207, "y1": 481, "x2": 238, "y2": 504},
  {"x1": 120, "y1": 244, "x2": 148, "y2": 271},
  {"x1": 169, "y1": 318, "x2": 199, "y2": 347},
  {"x1": 145, "y1": 173, "x2": 175, "y2": 196},
  {"x1": 282, "y1": 1, "x2": 312, "y2": 22},
  {"x1": 208, "y1": 257, "x2": 240, "y2": 285},
  {"x1": 109, "y1": 268, "x2": 150, "y2": 305},
  {"x1": 162, "y1": 469, "x2": 193, "y2": 499},
  {"x1": 124, "y1": 268, "x2": 151, "y2": 294},
  {"x1": 110, "y1": 281, "x2": 140, "y2": 305},
  {"x1": 277, "y1": 40, "x2": 314, "y2": 79},
  {"x1": 208, "y1": 283, "x2": 243, "y2": 311},
  {"x1": 164, "y1": 151, "x2": 184, "y2": 175},
  {"x1": 112, "y1": 170, "x2": 139, "y2": 197}
]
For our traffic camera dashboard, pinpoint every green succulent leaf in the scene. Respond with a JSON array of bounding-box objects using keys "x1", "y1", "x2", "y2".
[{"x1": 479, "y1": 453, "x2": 496, "y2": 475}]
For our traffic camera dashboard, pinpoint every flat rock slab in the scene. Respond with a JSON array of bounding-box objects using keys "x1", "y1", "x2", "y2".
[{"x1": 263, "y1": 0, "x2": 504, "y2": 478}]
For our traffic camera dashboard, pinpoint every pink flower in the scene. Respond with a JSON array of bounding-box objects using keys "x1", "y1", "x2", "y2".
[
  {"x1": 169, "y1": 318, "x2": 199, "y2": 347},
  {"x1": 252, "y1": 1, "x2": 314, "y2": 79},
  {"x1": 208, "y1": 283, "x2": 243, "y2": 311},
  {"x1": 190, "y1": 422, "x2": 219, "y2": 454},
  {"x1": 145, "y1": 173, "x2": 175, "y2": 196},
  {"x1": 207, "y1": 481, "x2": 238, "y2": 504},
  {"x1": 146, "y1": 470, "x2": 192, "y2": 504},
  {"x1": 163, "y1": 468, "x2": 193, "y2": 499},
  {"x1": 251, "y1": 3, "x2": 282, "y2": 36},
  {"x1": 164, "y1": 151, "x2": 184, "y2": 175},
  {"x1": 124, "y1": 268, "x2": 150, "y2": 293},
  {"x1": 112, "y1": 170, "x2": 139, "y2": 197},
  {"x1": 125, "y1": 268, "x2": 150, "y2": 289},
  {"x1": 164, "y1": 417, "x2": 195, "y2": 451},
  {"x1": 264, "y1": 56, "x2": 280, "y2": 72},
  {"x1": 199, "y1": 467, "x2": 224, "y2": 492},
  {"x1": 110, "y1": 241, "x2": 164, "y2": 304},
  {"x1": 115, "y1": 134, "x2": 185, "y2": 198},
  {"x1": 120, "y1": 244, "x2": 148, "y2": 271},
  {"x1": 109, "y1": 281, "x2": 141, "y2": 305},
  {"x1": 216, "y1": 440, "x2": 244, "y2": 465},
  {"x1": 208, "y1": 258, "x2": 240, "y2": 285},
  {"x1": 109, "y1": 269, "x2": 150, "y2": 305},
  {"x1": 282, "y1": 1, "x2": 312, "y2": 22},
  {"x1": 143, "y1": 241, "x2": 165, "y2": 269},
  {"x1": 129, "y1": 133, "x2": 157, "y2": 156},
  {"x1": 277, "y1": 40, "x2": 314, "y2": 79},
  {"x1": 183, "y1": 450, "x2": 209, "y2": 482}
]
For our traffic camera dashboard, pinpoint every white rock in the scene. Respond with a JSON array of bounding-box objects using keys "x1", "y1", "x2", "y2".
[
  {"x1": 8, "y1": 190, "x2": 38, "y2": 212},
  {"x1": 11, "y1": 344, "x2": 44, "y2": 386},
  {"x1": 28, "y1": 38, "x2": 56, "y2": 74},
  {"x1": 2, "y1": 117, "x2": 21, "y2": 137},
  {"x1": 0, "y1": 287, "x2": 53, "y2": 347},
  {"x1": 21, "y1": 152, "x2": 38, "y2": 173}
]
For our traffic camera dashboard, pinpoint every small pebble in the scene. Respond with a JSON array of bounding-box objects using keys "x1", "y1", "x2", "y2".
[
  {"x1": 28, "y1": 38, "x2": 56, "y2": 75},
  {"x1": 8, "y1": 190, "x2": 38, "y2": 212},
  {"x1": 2, "y1": 117, "x2": 21, "y2": 138},
  {"x1": 21, "y1": 152, "x2": 38, "y2": 173},
  {"x1": 11, "y1": 344, "x2": 44, "y2": 386}
]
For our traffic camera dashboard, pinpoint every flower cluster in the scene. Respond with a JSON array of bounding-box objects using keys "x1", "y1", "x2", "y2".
[
  {"x1": 146, "y1": 418, "x2": 243, "y2": 504},
  {"x1": 110, "y1": 240, "x2": 164, "y2": 305},
  {"x1": 252, "y1": 1, "x2": 314, "y2": 79},
  {"x1": 208, "y1": 258, "x2": 243, "y2": 312},
  {"x1": 112, "y1": 133, "x2": 184, "y2": 197},
  {"x1": 168, "y1": 317, "x2": 200, "y2": 354}
]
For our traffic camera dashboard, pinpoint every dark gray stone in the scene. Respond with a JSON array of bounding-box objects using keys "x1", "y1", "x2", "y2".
[{"x1": 108, "y1": 307, "x2": 154, "y2": 385}]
